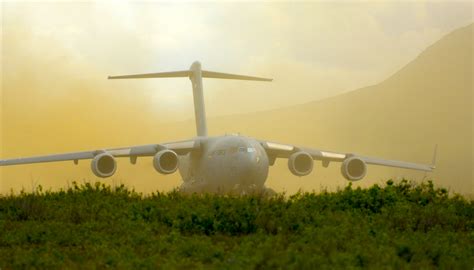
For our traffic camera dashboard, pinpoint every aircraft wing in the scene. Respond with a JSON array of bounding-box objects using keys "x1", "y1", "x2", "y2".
[
  {"x1": 258, "y1": 140, "x2": 436, "y2": 172},
  {"x1": 0, "y1": 139, "x2": 200, "y2": 166}
]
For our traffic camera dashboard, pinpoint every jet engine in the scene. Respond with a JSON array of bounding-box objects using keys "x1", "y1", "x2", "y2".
[
  {"x1": 153, "y1": 149, "x2": 179, "y2": 174},
  {"x1": 91, "y1": 153, "x2": 117, "y2": 178},
  {"x1": 341, "y1": 156, "x2": 367, "y2": 181},
  {"x1": 288, "y1": 151, "x2": 314, "y2": 176}
]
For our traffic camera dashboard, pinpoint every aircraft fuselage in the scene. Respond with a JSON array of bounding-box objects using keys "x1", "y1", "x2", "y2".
[{"x1": 178, "y1": 135, "x2": 270, "y2": 193}]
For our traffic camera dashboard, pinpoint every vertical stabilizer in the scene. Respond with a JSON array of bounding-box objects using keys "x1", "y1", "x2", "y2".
[
  {"x1": 189, "y1": 61, "x2": 207, "y2": 136},
  {"x1": 108, "y1": 61, "x2": 272, "y2": 137}
]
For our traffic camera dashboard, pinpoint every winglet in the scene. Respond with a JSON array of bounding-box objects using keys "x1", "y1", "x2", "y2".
[{"x1": 431, "y1": 144, "x2": 438, "y2": 169}]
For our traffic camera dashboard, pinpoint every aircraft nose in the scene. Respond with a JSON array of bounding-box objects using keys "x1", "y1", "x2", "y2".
[{"x1": 237, "y1": 153, "x2": 263, "y2": 185}]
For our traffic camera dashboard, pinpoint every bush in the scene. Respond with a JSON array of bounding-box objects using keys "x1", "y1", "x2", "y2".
[{"x1": 0, "y1": 180, "x2": 472, "y2": 269}]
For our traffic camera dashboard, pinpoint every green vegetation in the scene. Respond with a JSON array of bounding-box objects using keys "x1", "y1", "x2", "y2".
[{"x1": 0, "y1": 180, "x2": 472, "y2": 269}]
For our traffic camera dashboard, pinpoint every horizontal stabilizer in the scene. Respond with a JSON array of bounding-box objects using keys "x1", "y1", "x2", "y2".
[
  {"x1": 108, "y1": 70, "x2": 190, "y2": 79},
  {"x1": 202, "y1": 71, "x2": 272, "y2": 81},
  {"x1": 108, "y1": 70, "x2": 272, "y2": 81}
]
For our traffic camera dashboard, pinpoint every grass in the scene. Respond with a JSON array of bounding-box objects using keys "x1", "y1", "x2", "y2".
[{"x1": 0, "y1": 180, "x2": 472, "y2": 269}]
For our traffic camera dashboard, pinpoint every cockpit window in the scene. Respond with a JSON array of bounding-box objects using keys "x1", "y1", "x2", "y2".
[
  {"x1": 237, "y1": 147, "x2": 255, "y2": 153},
  {"x1": 211, "y1": 150, "x2": 226, "y2": 156}
]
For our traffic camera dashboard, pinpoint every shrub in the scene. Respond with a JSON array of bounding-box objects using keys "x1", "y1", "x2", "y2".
[{"x1": 0, "y1": 180, "x2": 472, "y2": 269}]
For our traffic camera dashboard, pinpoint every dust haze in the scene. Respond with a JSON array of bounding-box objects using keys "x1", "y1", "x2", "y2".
[{"x1": 1, "y1": 2, "x2": 472, "y2": 194}]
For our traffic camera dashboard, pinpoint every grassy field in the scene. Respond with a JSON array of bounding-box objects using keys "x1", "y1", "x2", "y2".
[{"x1": 0, "y1": 180, "x2": 472, "y2": 269}]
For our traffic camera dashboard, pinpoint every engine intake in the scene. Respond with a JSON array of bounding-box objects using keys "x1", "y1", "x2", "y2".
[
  {"x1": 288, "y1": 151, "x2": 314, "y2": 176},
  {"x1": 153, "y1": 149, "x2": 179, "y2": 174},
  {"x1": 91, "y1": 153, "x2": 117, "y2": 178},
  {"x1": 341, "y1": 156, "x2": 367, "y2": 181}
]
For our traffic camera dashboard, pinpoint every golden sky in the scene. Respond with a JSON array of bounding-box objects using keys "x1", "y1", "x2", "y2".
[
  {"x1": 0, "y1": 1, "x2": 472, "y2": 193},
  {"x1": 2, "y1": 1, "x2": 472, "y2": 119}
]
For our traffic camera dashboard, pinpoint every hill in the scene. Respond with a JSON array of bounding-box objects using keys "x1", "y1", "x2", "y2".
[{"x1": 0, "y1": 181, "x2": 472, "y2": 268}]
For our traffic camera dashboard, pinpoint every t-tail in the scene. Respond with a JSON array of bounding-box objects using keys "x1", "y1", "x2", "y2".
[{"x1": 108, "y1": 61, "x2": 272, "y2": 137}]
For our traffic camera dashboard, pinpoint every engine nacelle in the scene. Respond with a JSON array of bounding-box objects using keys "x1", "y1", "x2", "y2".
[
  {"x1": 153, "y1": 149, "x2": 179, "y2": 174},
  {"x1": 91, "y1": 153, "x2": 117, "y2": 178},
  {"x1": 341, "y1": 156, "x2": 367, "y2": 181},
  {"x1": 288, "y1": 151, "x2": 314, "y2": 176}
]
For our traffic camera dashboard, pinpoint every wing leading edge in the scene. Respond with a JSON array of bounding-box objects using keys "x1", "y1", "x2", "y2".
[
  {"x1": 259, "y1": 140, "x2": 436, "y2": 172},
  {"x1": 0, "y1": 139, "x2": 200, "y2": 166}
]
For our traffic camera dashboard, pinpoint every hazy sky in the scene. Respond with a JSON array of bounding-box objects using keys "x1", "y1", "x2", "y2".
[{"x1": 2, "y1": 1, "x2": 472, "y2": 120}]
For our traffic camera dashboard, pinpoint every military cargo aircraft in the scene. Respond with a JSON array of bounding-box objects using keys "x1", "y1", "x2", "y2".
[{"x1": 0, "y1": 61, "x2": 436, "y2": 193}]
